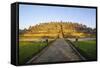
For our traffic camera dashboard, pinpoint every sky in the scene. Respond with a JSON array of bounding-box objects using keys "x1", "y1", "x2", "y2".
[{"x1": 19, "y1": 4, "x2": 96, "y2": 29}]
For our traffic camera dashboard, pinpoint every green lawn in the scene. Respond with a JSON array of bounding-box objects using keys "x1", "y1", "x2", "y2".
[
  {"x1": 19, "y1": 41, "x2": 47, "y2": 64},
  {"x1": 74, "y1": 40, "x2": 96, "y2": 60}
]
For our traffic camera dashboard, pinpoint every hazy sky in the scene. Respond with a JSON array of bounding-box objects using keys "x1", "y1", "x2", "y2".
[{"x1": 19, "y1": 4, "x2": 96, "y2": 29}]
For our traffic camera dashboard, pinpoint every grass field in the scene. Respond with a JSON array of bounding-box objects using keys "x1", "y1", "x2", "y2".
[
  {"x1": 19, "y1": 41, "x2": 47, "y2": 64},
  {"x1": 74, "y1": 40, "x2": 96, "y2": 60}
]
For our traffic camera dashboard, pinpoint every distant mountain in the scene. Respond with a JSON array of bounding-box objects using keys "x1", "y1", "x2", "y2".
[{"x1": 19, "y1": 22, "x2": 96, "y2": 38}]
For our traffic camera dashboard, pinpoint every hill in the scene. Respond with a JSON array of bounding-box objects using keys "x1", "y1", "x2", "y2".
[{"x1": 19, "y1": 21, "x2": 96, "y2": 39}]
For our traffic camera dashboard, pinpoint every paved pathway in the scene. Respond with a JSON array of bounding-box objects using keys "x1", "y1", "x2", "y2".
[{"x1": 28, "y1": 38, "x2": 84, "y2": 64}]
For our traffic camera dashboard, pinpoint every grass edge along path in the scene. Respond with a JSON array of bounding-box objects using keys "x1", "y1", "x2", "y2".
[
  {"x1": 73, "y1": 40, "x2": 96, "y2": 60},
  {"x1": 19, "y1": 39, "x2": 56, "y2": 65},
  {"x1": 19, "y1": 41, "x2": 47, "y2": 64},
  {"x1": 66, "y1": 39, "x2": 96, "y2": 60},
  {"x1": 65, "y1": 39, "x2": 86, "y2": 60}
]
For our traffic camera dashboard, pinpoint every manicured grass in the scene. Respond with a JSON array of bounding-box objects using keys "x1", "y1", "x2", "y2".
[
  {"x1": 19, "y1": 41, "x2": 47, "y2": 64},
  {"x1": 74, "y1": 40, "x2": 96, "y2": 60}
]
